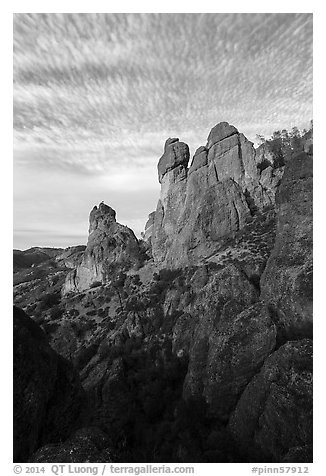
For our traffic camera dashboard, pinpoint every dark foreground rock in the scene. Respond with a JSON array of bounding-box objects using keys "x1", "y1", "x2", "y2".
[
  {"x1": 261, "y1": 151, "x2": 313, "y2": 340},
  {"x1": 30, "y1": 427, "x2": 113, "y2": 463},
  {"x1": 228, "y1": 340, "x2": 313, "y2": 462},
  {"x1": 13, "y1": 306, "x2": 85, "y2": 462}
]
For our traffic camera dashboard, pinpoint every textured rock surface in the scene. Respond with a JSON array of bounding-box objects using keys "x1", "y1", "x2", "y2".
[
  {"x1": 158, "y1": 138, "x2": 190, "y2": 183},
  {"x1": 255, "y1": 142, "x2": 280, "y2": 170},
  {"x1": 55, "y1": 245, "x2": 86, "y2": 268},
  {"x1": 206, "y1": 121, "x2": 238, "y2": 149},
  {"x1": 152, "y1": 177, "x2": 251, "y2": 266},
  {"x1": 260, "y1": 151, "x2": 313, "y2": 339},
  {"x1": 228, "y1": 340, "x2": 313, "y2": 462},
  {"x1": 201, "y1": 303, "x2": 276, "y2": 420},
  {"x1": 144, "y1": 211, "x2": 156, "y2": 242},
  {"x1": 13, "y1": 306, "x2": 85, "y2": 462},
  {"x1": 13, "y1": 121, "x2": 312, "y2": 463},
  {"x1": 30, "y1": 427, "x2": 113, "y2": 463},
  {"x1": 151, "y1": 121, "x2": 284, "y2": 267},
  {"x1": 189, "y1": 146, "x2": 208, "y2": 174},
  {"x1": 282, "y1": 445, "x2": 313, "y2": 463},
  {"x1": 182, "y1": 268, "x2": 277, "y2": 419},
  {"x1": 63, "y1": 203, "x2": 142, "y2": 293}
]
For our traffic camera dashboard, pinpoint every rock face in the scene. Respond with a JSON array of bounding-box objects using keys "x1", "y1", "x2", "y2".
[
  {"x1": 63, "y1": 203, "x2": 142, "y2": 293},
  {"x1": 181, "y1": 265, "x2": 277, "y2": 420},
  {"x1": 184, "y1": 303, "x2": 276, "y2": 421},
  {"x1": 228, "y1": 340, "x2": 313, "y2": 462},
  {"x1": 260, "y1": 151, "x2": 313, "y2": 340},
  {"x1": 150, "y1": 122, "x2": 284, "y2": 267},
  {"x1": 13, "y1": 121, "x2": 312, "y2": 464},
  {"x1": 13, "y1": 306, "x2": 85, "y2": 462},
  {"x1": 143, "y1": 211, "x2": 156, "y2": 243},
  {"x1": 30, "y1": 428, "x2": 113, "y2": 463},
  {"x1": 158, "y1": 138, "x2": 190, "y2": 183},
  {"x1": 55, "y1": 245, "x2": 86, "y2": 268}
]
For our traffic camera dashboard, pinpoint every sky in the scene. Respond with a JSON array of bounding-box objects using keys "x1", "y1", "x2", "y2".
[{"x1": 13, "y1": 13, "x2": 313, "y2": 250}]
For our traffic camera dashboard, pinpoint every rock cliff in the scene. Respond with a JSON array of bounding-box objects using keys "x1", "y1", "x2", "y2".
[
  {"x1": 260, "y1": 150, "x2": 313, "y2": 340},
  {"x1": 13, "y1": 121, "x2": 313, "y2": 463},
  {"x1": 228, "y1": 339, "x2": 313, "y2": 462},
  {"x1": 151, "y1": 122, "x2": 284, "y2": 267},
  {"x1": 13, "y1": 306, "x2": 85, "y2": 462},
  {"x1": 63, "y1": 202, "x2": 142, "y2": 293}
]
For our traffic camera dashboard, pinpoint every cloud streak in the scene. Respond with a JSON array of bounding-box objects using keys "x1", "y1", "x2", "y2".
[
  {"x1": 13, "y1": 13, "x2": 312, "y2": 248},
  {"x1": 14, "y1": 13, "x2": 312, "y2": 172}
]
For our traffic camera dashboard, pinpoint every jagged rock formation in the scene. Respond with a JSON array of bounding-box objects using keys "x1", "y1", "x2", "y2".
[
  {"x1": 143, "y1": 211, "x2": 155, "y2": 243},
  {"x1": 178, "y1": 146, "x2": 313, "y2": 436},
  {"x1": 13, "y1": 306, "x2": 85, "y2": 462},
  {"x1": 63, "y1": 203, "x2": 142, "y2": 293},
  {"x1": 13, "y1": 121, "x2": 313, "y2": 463},
  {"x1": 151, "y1": 122, "x2": 284, "y2": 267}
]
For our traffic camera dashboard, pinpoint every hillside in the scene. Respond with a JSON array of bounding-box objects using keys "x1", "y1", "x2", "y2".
[{"x1": 13, "y1": 121, "x2": 313, "y2": 463}]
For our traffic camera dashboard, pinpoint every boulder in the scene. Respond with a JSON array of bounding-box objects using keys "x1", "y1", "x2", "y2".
[
  {"x1": 158, "y1": 138, "x2": 190, "y2": 183},
  {"x1": 206, "y1": 121, "x2": 238, "y2": 149}
]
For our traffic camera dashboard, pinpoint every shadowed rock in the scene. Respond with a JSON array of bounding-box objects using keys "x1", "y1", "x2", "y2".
[
  {"x1": 182, "y1": 268, "x2": 276, "y2": 420},
  {"x1": 260, "y1": 151, "x2": 313, "y2": 340},
  {"x1": 228, "y1": 339, "x2": 313, "y2": 462},
  {"x1": 30, "y1": 428, "x2": 113, "y2": 463},
  {"x1": 13, "y1": 306, "x2": 85, "y2": 462}
]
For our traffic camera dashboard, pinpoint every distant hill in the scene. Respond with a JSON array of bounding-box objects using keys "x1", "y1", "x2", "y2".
[{"x1": 13, "y1": 248, "x2": 62, "y2": 271}]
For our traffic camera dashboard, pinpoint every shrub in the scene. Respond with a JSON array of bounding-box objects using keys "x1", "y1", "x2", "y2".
[
  {"x1": 39, "y1": 291, "x2": 61, "y2": 310},
  {"x1": 86, "y1": 310, "x2": 96, "y2": 317},
  {"x1": 69, "y1": 308, "x2": 80, "y2": 317}
]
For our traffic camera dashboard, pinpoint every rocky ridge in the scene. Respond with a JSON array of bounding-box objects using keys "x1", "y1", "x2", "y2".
[
  {"x1": 150, "y1": 122, "x2": 284, "y2": 268},
  {"x1": 13, "y1": 121, "x2": 313, "y2": 463}
]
